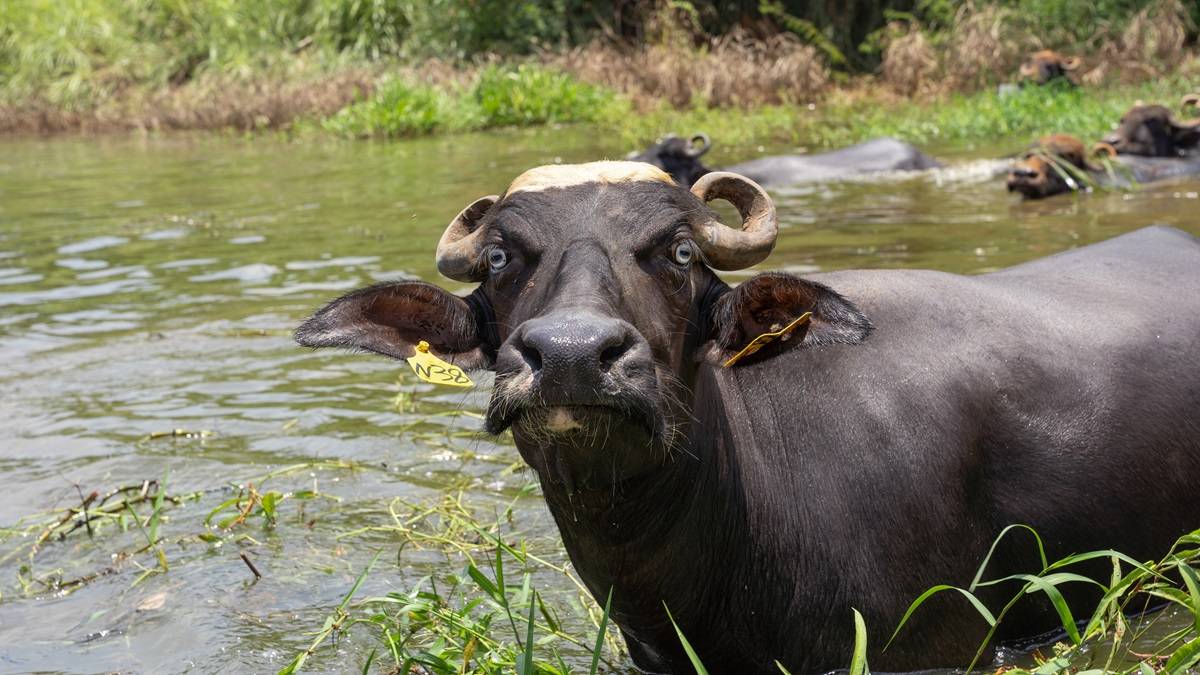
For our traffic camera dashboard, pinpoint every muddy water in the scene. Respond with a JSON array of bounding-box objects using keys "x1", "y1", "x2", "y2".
[{"x1": 0, "y1": 129, "x2": 1197, "y2": 674}]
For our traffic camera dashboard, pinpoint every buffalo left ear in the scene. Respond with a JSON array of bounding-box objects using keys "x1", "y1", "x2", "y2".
[
  {"x1": 711, "y1": 273, "x2": 872, "y2": 364},
  {"x1": 295, "y1": 281, "x2": 494, "y2": 370}
]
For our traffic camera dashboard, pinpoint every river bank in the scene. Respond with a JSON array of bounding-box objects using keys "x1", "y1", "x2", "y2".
[{"x1": 4, "y1": 0, "x2": 1199, "y2": 150}]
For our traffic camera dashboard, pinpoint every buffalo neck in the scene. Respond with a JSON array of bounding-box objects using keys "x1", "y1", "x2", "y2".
[{"x1": 529, "y1": 364, "x2": 814, "y2": 671}]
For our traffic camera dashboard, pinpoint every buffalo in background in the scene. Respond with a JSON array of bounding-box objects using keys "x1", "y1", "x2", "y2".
[
  {"x1": 1009, "y1": 95, "x2": 1200, "y2": 199},
  {"x1": 628, "y1": 133, "x2": 941, "y2": 188},
  {"x1": 1018, "y1": 50, "x2": 1082, "y2": 87}
]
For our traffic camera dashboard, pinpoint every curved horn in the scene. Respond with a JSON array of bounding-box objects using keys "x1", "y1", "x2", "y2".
[
  {"x1": 1167, "y1": 109, "x2": 1200, "y2": 130},
  {"x1": 1182, "y1": 93, "x2": 1200, "y2": 111},
  {"x1": 690, "y1": 172, "x2": 778, "y2": 270},
  {"x1": 1092, "y1": 141, "x2": 1117, "y2": 158},
  {"x1": 1062, "y1": 56, "x2": 1081, "y2": 71},
  {"x1": 688, "y1": 133, "x2": 712, "y2": 157},
  {"x1": 436, "y1": 195, "x2": 499, "y2": 282}
]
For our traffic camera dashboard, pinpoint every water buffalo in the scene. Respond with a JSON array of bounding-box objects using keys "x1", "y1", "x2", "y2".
[
  {"x1": 1100, "y1": 96, "x2": 1200, "y2": 157},
  {"x1": 1017, "y1": 50, "x2": 1081, "y2": 86},
  {"x1": 296, "y1": 162, "x2": 1200, "y2": 673},
  {"x1": 628, "y1": 133, "x2": 941, "y2": 188},
  {"x1": 1008, "y1": 133, "x2": 1200, "y2": 199}
]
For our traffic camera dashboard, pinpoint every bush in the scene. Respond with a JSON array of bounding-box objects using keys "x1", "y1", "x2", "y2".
[
  {"x1": 321, "y1": 65, "x2": 618, "y2": 138},
  {"x1": 473, "y1": 64, "x2": 614, "y2": 127}
]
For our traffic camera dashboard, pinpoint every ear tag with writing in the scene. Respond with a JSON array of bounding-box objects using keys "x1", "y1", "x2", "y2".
[
  {"x1": 722, "y1": 312, "x2": 813, "y2": 368},
  {"x1": 406, "y1": 341, "x2": 474, "y2": 387}
]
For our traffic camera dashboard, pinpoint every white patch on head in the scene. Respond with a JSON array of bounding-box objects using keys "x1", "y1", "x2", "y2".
[
  {"x1": 544, "y1": 406, "x2": 583, "y2": 433},
  {"x1": 506, "y1": 161, "x2": 675, "y2": 194}
]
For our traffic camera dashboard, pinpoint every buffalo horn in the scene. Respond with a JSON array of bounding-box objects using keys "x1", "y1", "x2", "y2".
[
  {"x1": 690, "y1": 172, "x2": 778, "y2": 270},
  {"x1": 436, "y1": 195, "x2": 499, "y2": 282},
  {"x1": 1182, "y1": 93, "x2": 1200, "y2": 110},
  {"x1": 1062, "y1": 56, "x2": 1081, "y2": 71},
  {"x1": 689, "y1": 133, "x2": 712, "y2": 157},
  {"x1": 1092, "y1": 142, "x2": 1117, "y2": 158}
]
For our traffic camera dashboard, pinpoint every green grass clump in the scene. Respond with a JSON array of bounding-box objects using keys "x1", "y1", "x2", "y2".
[
  {"x1": 321, "y1": 79, "x2": 474, "y2": 137},
  {"x1": 604, "y1": 74, "x2": 1200, "y2": 152},
  {"x1": 322, "y1": 64, "x2": 619, "y2": 138},
  {"x1": 474, "y1": 64, "x2": 615, "y2": 127}
]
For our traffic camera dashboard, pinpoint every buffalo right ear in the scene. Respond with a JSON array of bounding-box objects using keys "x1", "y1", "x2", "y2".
[
  {"x1": 295, "y1": 281, "x2": 494, "y2": 370},
  {"x1": 711, "y1": 273, "x2": 873, "y2": 365}
]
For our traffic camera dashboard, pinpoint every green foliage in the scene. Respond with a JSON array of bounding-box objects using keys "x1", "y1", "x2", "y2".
[
  {"x1": 891, "y1": 526, "x2": 1200, "y2": 674},
  {"x1": 607, "y1": 72, "x2": 1200, "y2": 151},
  {"x1": 295, "y1": 493, "x2": 623, "y2": 674},
  {"x1": 758, "y1": 1, "x2": 847, "y2": 67},
  {"x1": 322, "y1": 78, "x2": 473, "y2": 137},
  {"x1": 322, "y1": 65, "x2": 618, "y2": 138}
]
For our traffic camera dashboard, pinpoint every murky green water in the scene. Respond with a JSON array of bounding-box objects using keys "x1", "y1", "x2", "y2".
[{"x1": 1, "y1": 128, "x2": 1198, "y2": 674}]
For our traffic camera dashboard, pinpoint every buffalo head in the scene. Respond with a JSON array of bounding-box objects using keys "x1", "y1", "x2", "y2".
[
  {"x1": 1006, "y1": 134, "x2": 1095, "y2": 199},
  {"x1": 1018, "y1": 50, "x2": 1080, "y2": 86},
  {"x1": 1100, "y1": 99, "x2": 1200, "y2": 157},
  {"x1": 296, "y1": 162, "x2": 870, "y2": 491},
  {"x1": 626, "y1": 133, "x2": 713, "y2": 187}
]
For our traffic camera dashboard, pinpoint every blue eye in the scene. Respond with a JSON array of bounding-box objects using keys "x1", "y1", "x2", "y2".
[
  {"x1": 488, "y1": 248, "x2": 509, "y2": 272},
  {"x1": 672, "y1": 241, "x2": 695, "y2": 266}
]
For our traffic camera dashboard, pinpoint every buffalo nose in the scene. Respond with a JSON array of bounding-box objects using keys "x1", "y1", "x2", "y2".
[{"x1": 516, "y1": 313, "x2": 639, "y2": 387}]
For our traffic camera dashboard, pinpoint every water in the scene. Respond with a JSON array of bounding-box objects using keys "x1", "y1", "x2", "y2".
[{"x1": 1, "y1": 129, "x2": 1198, "y2": 674}]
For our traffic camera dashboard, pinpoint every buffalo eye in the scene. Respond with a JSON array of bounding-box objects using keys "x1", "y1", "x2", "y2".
[
  {"x1": 672, "y1": 241, "x2": 695, "y2": 267},
  {"x1": 487, "y1": 248, "x2": 509, "y2": 272}
]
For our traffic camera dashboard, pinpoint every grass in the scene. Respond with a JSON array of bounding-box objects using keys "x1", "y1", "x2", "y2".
[
  {"x1": 314, "y1": 64, "x2": 1200, "y2": 150},
  {"x1": 320, "y1": 64, "x2": 618, "y2": 138},
  {"x1": 3, "y1": 0, "x2": 1198, "y2": 137},
  {"x1": 3, "y1": 455, "x2": 1198, "y2": 674},
  {"x1": 602, "y1": 74, "x2": 1200, "y2": 150}
]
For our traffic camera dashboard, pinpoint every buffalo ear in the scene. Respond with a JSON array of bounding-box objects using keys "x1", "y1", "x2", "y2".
[
  {"x1": 711, "y1": 273, "x2": 872, "y2": 364},
  {"x1": 295, "y1": 281, "x2": 494, "y2": 370}
]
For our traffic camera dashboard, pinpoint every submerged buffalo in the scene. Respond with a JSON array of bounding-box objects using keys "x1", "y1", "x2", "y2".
[
  {"x1": 1099, "y1": 96, "x2": 1200, "y2": 157},
  {"x1": 1008, "y1": 133, "x2": 1200, "y2": 199},
  {"x1": 1017, "y1": 50, "x2": 1081, "y2": 86},
  {"x1": 297, "y1": 162, "x2": 1200, "y2": 673},
  {"x1": 628, "y1": 133, "x2": 941, "y2": 187}
]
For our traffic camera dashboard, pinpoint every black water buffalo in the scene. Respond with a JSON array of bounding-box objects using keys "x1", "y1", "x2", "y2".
[
  {"x1": 296, "y1": 161, "x2": 1200, "y2": 673},
  {"x1": 1100, "y1": 96, "x2": 1200, "y2": 157},
  {"x1": 1008, "y1": 133, "x2": 1200, "y2": 199},
  {"x1": 628, "y1": 134, "x2": 941, "y2": 187},
  {"x1": 1017, "y1": 50, "x2": 1081, "y2": 86}
]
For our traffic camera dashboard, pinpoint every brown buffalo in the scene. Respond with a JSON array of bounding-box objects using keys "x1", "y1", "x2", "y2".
[
  {"x1": 1018, "y1": 50, "x2": 1081, "y2": 86},
  {"x1": 1006, "y1": 134, "x2": 1096, "y2": 199},
  {"x1": 1100, "y1": 98, "x2": 1200, "y2": 157}
]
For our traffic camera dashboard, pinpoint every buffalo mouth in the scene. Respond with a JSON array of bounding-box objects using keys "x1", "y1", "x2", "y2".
[
  {"x1": 484, "y1": 378, "x2": 663, "y2": 443},
  {"x1": 487, "y1": 399, "x2": 662, "y2": 441}
]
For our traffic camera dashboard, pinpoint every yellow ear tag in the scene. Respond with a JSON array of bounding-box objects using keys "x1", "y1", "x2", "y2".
[
  {"x1": 406, "y1": 341, "x2": 474, "y2": 387},
  {"x1": 722, "y1": 312, "x2": 813, "y2": 368}
]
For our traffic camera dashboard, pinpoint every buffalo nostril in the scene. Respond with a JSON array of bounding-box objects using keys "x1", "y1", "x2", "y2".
[
  {"x1": 518, "y1": 341, "x2": 543, "y2": 373},
  {"x1": 599, "y1": 339, "x2": 631, "y2": 369}
]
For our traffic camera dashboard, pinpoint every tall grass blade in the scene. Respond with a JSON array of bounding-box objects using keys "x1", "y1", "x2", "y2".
[
  {"x1": 885, "y1": 585, "x2": 995, "y2": 650},
  {"x1": 969, "y1": 524, "x2": 1046, "y2": 591},
  {"x1": 1177, "y1": 563, "x2": 1200, "y2": 635},
  {"x1": 665, "y1": 604, "x2": 709, "y2": 675},
  {"x1": 849, "y1": 608, "x2": 870, "y2": 675},
  {"x1": 518, "y1": 590, "x2": 537, "y2": 675},
  {"x1": 1163, "y1": 636, "x2": 1200, "y2": 674},
  {"x1": 588, "y1": 587, "x2": 613, "y2": 675}
]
